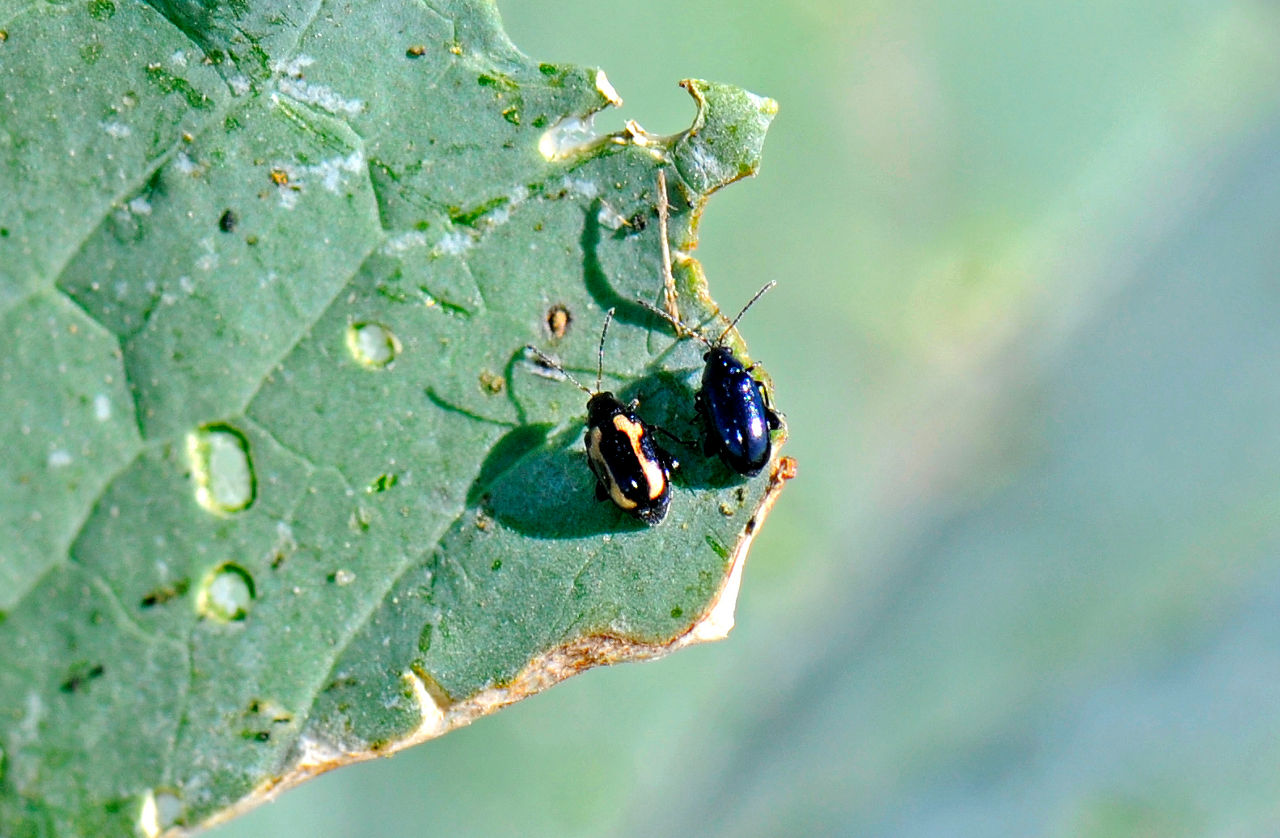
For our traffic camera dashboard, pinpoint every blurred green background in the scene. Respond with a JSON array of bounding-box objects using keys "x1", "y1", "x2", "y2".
[{"x1": 214, "y1": 1, "x2": 1280, "y2": 835}]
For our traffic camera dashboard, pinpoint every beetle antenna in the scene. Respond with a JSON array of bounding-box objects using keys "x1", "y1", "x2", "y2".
[
  {"x1": 634, "y1": 296, "x2": 712, "y2": 349},
  {"x1": 596, "y1": 307, "x2": 614, "y2": 394},
  {"x1": 523, "y1": 344, "x2": 592, "y2": 396},
  {"x1": 717, "y1": 280, "x2": 777, "y2": 345}
]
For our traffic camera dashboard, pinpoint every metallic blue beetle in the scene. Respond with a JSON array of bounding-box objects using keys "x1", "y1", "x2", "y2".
[{"x1": 640, "y1": 281, "x2": 782, "y2": 477}]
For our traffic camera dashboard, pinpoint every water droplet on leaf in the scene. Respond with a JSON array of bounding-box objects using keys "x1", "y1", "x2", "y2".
[
  {"x1": 196, "y1": 563, "x2": 255, "y2": 622},
  {"x1": 346, "y1": 321, "x2": 401, "y2": 368},
  {"x1": 187, "y1": 424, "x2": 255, "y2": 514}
]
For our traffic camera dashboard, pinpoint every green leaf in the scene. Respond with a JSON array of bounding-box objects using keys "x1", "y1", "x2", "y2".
[{"x1": 0, "y1": 0, "x2": 785, "y2": 834}]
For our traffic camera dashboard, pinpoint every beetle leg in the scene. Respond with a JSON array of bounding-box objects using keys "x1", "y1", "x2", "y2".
[
  {"x1": 656, "y1": 443, "x2": 680, "y2": 473},
  {"x1": 653, "y1": 424, "x2": 696, "y2": 450},
  {"x1": 755, "y1": 379, "x2": 783, "y2": 429}
]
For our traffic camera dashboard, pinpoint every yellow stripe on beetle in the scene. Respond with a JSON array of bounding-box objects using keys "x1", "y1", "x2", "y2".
[
  {"x1": 612, "y1": 414, "x2": 666, "y2": 499},
  {"x1": 524, "y1": 307, "x2": 677, "y2": 526},
  {"x1": 586, "y1": 426, "x2": 638, "y2": 510}
]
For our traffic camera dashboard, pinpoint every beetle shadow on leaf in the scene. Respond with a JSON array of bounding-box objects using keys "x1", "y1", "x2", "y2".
[
  {"x1": 581, "y1": 202, "x2": 652, "y2": 327},
  {"x1": 472, "y1": 424, "x2": 649, "y2": 538}
]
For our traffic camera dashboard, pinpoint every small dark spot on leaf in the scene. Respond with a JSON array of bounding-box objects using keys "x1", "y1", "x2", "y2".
[
  {"x1": 532, "y1": 115, "x2": 547, "y2": 128},
  {"x1": 538, "y1": 63, "x2": 557, "y2": 76},
  {"x1": 406, "y1": 44, "x2": 426, "y2": 58},
  {"x1": 744, "y1": 516, "x2": 757, "y2": 536},
  {"x1": 490, "y1": 559, "x2": 501, "y2": 571},
  {"x1": 323, "y1": 676, "x2": 358, "y2": 692},
  {"x1": 60, "y1": 663, "x2": 105, "y2": 693},
  {"x1": 269, "y1": 168, "x2": 289, "y2": 186},
  {"x1": 0, "y1": 227, "x2": 8, "y2": 237},
  {"x1": 627, "y1": 210, "x2": 648, "y2": 232},
  {"x1": 670, "y1": 606, "x2": 683, "y2": 619},
  {"x1": 144, "y1": 64, "x2": 209, "y2": 109},
  {"x1": 87, "y1": 0, "x2": 115, "y2": 19},
  {"x1": 218, "y1": 209, "x2": 238, "y2": 232},
  {"x1": 349, "y1": 506, "x2": 372, "y2": 532},
  {"x1": 367, "y1": 472, "x2": 397, "y2": 493},
  {"x1": 478, "y1": 370, "x2": 505, "y2": 395},
  {"x1": 546, "y1": 304, "x2": 571, "y2": 340},
  {"x1": 245, "y1": 234, "x2": 258, "y2": 245},
  {"x1": 242, "y1": 730, "x2": 271, "y2": 742},
  {"x1": 0, "y1": 29, "x2": 8, "y2": 42},
  {"x1": 705, "y1": 533, "x2": 729, "y2": 559},
  {"x1": 140, "y1": 578, "x2": 189, "y2": 608},
  {"x1": 501, "y1": 106, "x2": 520, "y2": 125}
]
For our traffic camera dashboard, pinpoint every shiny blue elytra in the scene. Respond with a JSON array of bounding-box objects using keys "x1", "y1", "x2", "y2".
[
  {"x1": 525, "y1": 309, "x2": 678, "y2": 525},
  {"x1": 640, "y1": 282, "x2": 783, "y2": 477}
]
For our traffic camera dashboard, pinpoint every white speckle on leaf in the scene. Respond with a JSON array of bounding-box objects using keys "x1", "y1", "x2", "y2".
[
  {"x1": 18, "y1": 691, "x2": 43, "y2": 742},
  {"x1": 127, "y1": 197, "x2": 152, "y2": 216},
  {"x1": 270, "y1": 150, "x2": 364, "y2": 209},
  {"x1": 434, "y1": 229, "x2": 474, "y2": 256},
  {"x1": 178, "y1": 275, "x2": 195, "y2": 295},
  {"x1": 686, "y1": 142, "x2": 719, "y2": 181},
  {"x1": 229, "y1": 74, "x2": 251, "y2": 96},
  {"x1": 169, "y1": 49, "x2": 187, "y2": 67},
  {"x1": 174, "y1": 152, "x2": 200, "y2": 175},
  {"x1": 270, "y1": 54, "x2": 315, "y2": 77},
  {"x1": 597, "y1": 203, "x2": 628, "y2": 230},
  {"x1": 94, "y1": 394, "x2": 111, "y2": 421},
  {"x1": 101, "y1": 121, "x2": 131, "y2": 139},
  {"x1": 277, "y1": 76, "x2": 364, "y2": 118},
  {"x1": 314, "y1": 150, "x2": 365, "y2": 192},
  {"x1": 383, "y1": 231, "x2": 429, "y2": 253},
  {"x1": 195, "y1": 239, "x2": 218, "y2": 272},
  {"x1": 47, "y1": 449, "x2": 72, "y2": 468},
  {"x1": 277, "y1": 182, "x2": 300, "y2": 210},
  {"x1": 561, "y1": 176, "x2": 599, "y2": 200}
]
